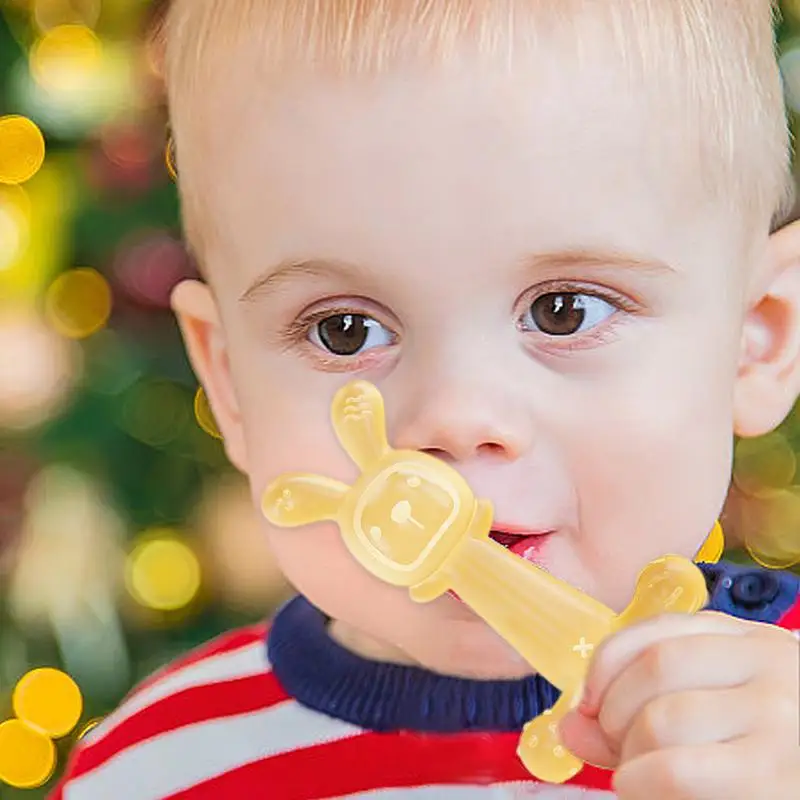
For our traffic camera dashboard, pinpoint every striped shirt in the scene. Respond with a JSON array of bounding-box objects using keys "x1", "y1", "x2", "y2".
[{"x1": 52, "y1": 561, "x2": 800, "y2": 799}]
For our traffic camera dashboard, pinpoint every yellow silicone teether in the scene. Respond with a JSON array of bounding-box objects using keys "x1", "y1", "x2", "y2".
[{"x1": 262, "y1": 380, "x2": 709, "y2": 784}]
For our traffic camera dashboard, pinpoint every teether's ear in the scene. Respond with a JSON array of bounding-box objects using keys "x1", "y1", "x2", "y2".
[
  {"x1": 331, "y1": 381, "x2": 391, "y2": 471},
  {"x1": 262, "y1": 474, "x2": 349, "y2": 527}
]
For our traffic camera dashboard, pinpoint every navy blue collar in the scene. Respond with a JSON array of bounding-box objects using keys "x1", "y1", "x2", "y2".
[{"x1": 267, "y1": 561, "x2": 798, "y2": 733}]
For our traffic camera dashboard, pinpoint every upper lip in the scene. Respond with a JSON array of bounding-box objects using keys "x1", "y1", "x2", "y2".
[{"x1": 490, "y1": 523, "x2": 555, "y2": 538}]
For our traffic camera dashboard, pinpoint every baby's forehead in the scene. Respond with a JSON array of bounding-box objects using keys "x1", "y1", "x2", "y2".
[{"x1": 161, "y1": 0, "x2": 790, "y2": 255}]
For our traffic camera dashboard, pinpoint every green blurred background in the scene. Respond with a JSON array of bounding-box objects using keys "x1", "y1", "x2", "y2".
[{"x1": 1, "y1": 1, "x2": 800, "y2": 796}]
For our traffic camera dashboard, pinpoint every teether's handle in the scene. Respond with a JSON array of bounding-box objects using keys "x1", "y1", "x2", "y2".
[
  {"x1": 518, "y1": 693, "x2": 584, "y2": 785},
  {"x1": 436, "y1": 536, "x2": 615, "y2": 691},
  {"x1": 615, "y1": 556, "x2": 708, "y2": 630},
  {"x1": 430, "y1": 536, "x2": 613, "y2": 784},
  {"x1": 515, "y1": 556, "x2": 708, "y2": 785}
]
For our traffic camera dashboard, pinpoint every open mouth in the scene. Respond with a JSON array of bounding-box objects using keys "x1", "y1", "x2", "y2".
[
  {"x1": 447, "y1": 526, "x2": 554, "y2": 604},
  {"x1": 487, "y1": 527, "x2": 554, "y2": 565}
]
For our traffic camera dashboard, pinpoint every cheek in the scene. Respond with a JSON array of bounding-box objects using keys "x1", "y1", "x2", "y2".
[
  {"x1": 235, "y1": 391, "x2": 382, "y2": 610},
  {"x1": 559, "y1": 372, "x2": 734, "y2": 607}
]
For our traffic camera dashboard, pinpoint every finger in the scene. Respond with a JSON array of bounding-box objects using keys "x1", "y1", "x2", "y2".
[
  {"x1": 597, "y1": 633, "x2": 760, "y2": 745},
  {"x1": 613, "y1": 739, "x2": 776, "y2": 800},
  {"x1": 558, "y1": 709, "x2": 619, "y2": 770},
  {"x1": 581, "y1": 611, "x2": 750, "y2": 717},
  {"x1": 618, "y1": 687, "x2": 752, "y2": 763}
]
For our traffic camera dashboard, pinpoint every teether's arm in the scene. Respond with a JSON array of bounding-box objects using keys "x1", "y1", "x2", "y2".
[
  {"x1": 262, "y1": 474, "x2": 350, "y2": 527},
  {"x1": 614, "y1": 555, "x2": 708, "y2": 628}
]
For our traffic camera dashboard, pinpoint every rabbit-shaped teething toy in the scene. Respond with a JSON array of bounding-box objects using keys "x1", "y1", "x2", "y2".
[{"x1": 262, "y1": 380, "x2": 709, "y2": 784}]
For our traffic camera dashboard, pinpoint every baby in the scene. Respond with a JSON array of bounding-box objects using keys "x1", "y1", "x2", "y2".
[{"x1": 54, "y1": 1, "x2": 800, "y2": 798}]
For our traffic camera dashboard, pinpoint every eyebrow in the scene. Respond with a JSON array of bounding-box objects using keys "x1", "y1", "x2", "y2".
[
  {"x1": 240, "y1": 247, "x2": 675, "y2": 303},
  {"x1": 240, "y1": 258, "x2": 372, "y2": 303},
  {"x1": 517, "y1": 248, "x2": 676, "y2": 277}
]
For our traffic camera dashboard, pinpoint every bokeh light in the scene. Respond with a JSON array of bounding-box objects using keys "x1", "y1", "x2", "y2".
[
  {"x1": 0, "y1": 309, "x2": 80, "y2": 431},
  {"x1": 195, "y1": 386, "x2": 222, "y2": 439},
  {"x1": 780, "y1": 41, "x2": 800, "y2": 114},
  {"x1": 125, "y1": 530, "x2": 203, "y2": 612},
  {"x1": 744, "y1": 488, "x2": 800, "y2": 570},
  {"x1": 13, "y1": 667, "x2": 83, "y2": 738},
  {"x1": 732, "y1": 433, "x2": 796, "y2": 498},
  {"x1": 0, "y1": 115, "x2": 46, "y2": 185},
  {"x1": 0, "y1": 184, "x2": 31, "y2": 270},
  {"x1": 165, "y1": 133, "x2": 177, "y2": 181},
  {"x1": 0, "y1": 718, "x2": 56, "y2": 789},
  {"x1": 33, "y1": 0, "x2": 102, "y2": 33},
  {"x1": 76, "y1": 717, "x2": 103, "y2": 740},
  {"x1": 29, "y1": 23, "x2": 103, "y2": 95},
  {"x1": 0, "y1": 667, "x2": 83, "y2": 788},
  {"x1": 114, "y1": 231, "x2": 193, "y2": 309},
  {"x1": 119, "y1": 379, "x2": 190, "y2": 447},
  {"x1": 44, "y1": 267, "x2": 112, "y2": 339}
]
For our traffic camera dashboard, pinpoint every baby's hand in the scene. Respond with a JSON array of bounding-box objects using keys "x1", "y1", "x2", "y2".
[{"x1": 558, "y1": 611, "x2": 800, "y2": 799}]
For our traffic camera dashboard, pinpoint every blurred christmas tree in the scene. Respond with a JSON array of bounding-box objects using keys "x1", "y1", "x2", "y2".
[
  {"x1": 0, "y1": 2, "x2": 290, "y2": 795},
  {"x1": 0, "y1": 0, "x2": 799, "y2": 797}
]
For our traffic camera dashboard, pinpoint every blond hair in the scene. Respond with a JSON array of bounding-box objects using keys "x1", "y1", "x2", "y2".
[{"x1": 156, "y1": 0, "x2": 794, "y2": 258}]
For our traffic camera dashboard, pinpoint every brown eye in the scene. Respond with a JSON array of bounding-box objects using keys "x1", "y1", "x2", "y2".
[
  {"x1": 312, "y1": 314, "x2": 392, "y2": 356},
  {"x1": 524, "y1": 293, "x2": 615, "y2": 336}
]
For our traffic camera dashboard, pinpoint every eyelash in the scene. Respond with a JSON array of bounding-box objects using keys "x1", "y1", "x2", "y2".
[
  {"x1": 279, "y1": 302, "x2": 399, "y2": 370},
  {"x1": 516, "y1": 281, "x2": 639, "y2": 350},
  {"x1": 519, "y1": 280, "x2": 638, "y2": 314}
]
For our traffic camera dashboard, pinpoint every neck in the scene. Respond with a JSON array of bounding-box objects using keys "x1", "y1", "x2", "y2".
[{"x1": 327, "y1": 618, "x2": 417, "y2": 666}]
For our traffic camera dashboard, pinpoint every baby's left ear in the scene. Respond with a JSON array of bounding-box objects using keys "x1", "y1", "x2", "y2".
[{"x1": 734, "y1": 219, "x2": 800, "y2": 437}]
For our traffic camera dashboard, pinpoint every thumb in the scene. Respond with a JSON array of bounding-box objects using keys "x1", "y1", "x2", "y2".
[{"x1": 558, "y1": 709, "x2": 619, "y2": 770}]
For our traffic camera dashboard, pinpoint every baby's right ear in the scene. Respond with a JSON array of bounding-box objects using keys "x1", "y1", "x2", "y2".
[{"x1": 261, "y1": 475, "x2": 349, "y2": 527}]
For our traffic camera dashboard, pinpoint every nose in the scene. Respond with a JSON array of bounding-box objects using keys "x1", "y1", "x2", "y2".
[{"x1": 392, "y1": 379, "x2": 532, "y2": 462}]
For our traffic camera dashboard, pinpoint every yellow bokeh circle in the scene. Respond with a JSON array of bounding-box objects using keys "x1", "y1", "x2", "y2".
[
  {"x1": 13, "y1": 667, "x2": 83, "y2": 738},
  {"x1": 194, "y1": 386, "x2": 222, "y2": 439},
  {"x1": 0, "y1": 116, "x2": 46, "y2": 185},
  {"x1": 45, "y1": 267, "x2": 112, "y2": 339},
  {"x1": 733, "y1": 433, "x2": 796, "y2": 498},
  {"x1": 0, "y1": 719, "x2": 56, "y2": 789},
  {"x1": 165, "y1": 135, "x2": 178, "y2": 181},
  {"x1": 76, "y1": 717, "x2": 104, "y2": 740},
  {"x1": 33, "y1": 0, "x2": 102, "y2": 32},
  {"x1": 126, "y1": 532, "x2": 202, "y2": 612},
  {"x1": 29, "y1": 24, "x2": 103, "y2": 94},
  {"x1": 0, "y1": 187, "x2": 30, "y2": 270},
  {"x1": 744, "y1": 489, "x2": 800, "y2": 570}
]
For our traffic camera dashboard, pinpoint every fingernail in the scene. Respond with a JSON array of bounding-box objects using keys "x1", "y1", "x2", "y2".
[{"x1": 578, "y1": 684, "x2": 595, "y2": 714}]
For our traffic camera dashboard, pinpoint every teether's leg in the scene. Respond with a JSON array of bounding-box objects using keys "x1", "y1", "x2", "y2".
[
  {"x1": 518, "y1": 692, "x2": 584, "y2": 785},
  {"x1": 615, "y1": 556, "x2": 708, "y2": 630}
]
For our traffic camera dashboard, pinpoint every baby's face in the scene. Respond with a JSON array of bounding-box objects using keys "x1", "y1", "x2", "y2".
[{"x1": 182, "y1": 46, "x2": 763, "y2": 677}]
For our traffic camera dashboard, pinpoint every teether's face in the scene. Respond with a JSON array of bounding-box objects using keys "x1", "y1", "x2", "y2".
[
  {"x1": 170, "y1": 29, "x2": 799, "y2": 677},
  {"x1": 354, "y1": 463, "x2": 462, "y2": 569},
  {"x1": 350, "y1": 459, "x2": 468, "y2": 573}
]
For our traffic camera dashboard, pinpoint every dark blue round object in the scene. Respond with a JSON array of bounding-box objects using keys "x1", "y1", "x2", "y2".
[{"x1": 730, "y1": 572, "x2": 780, "y2": 608}]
